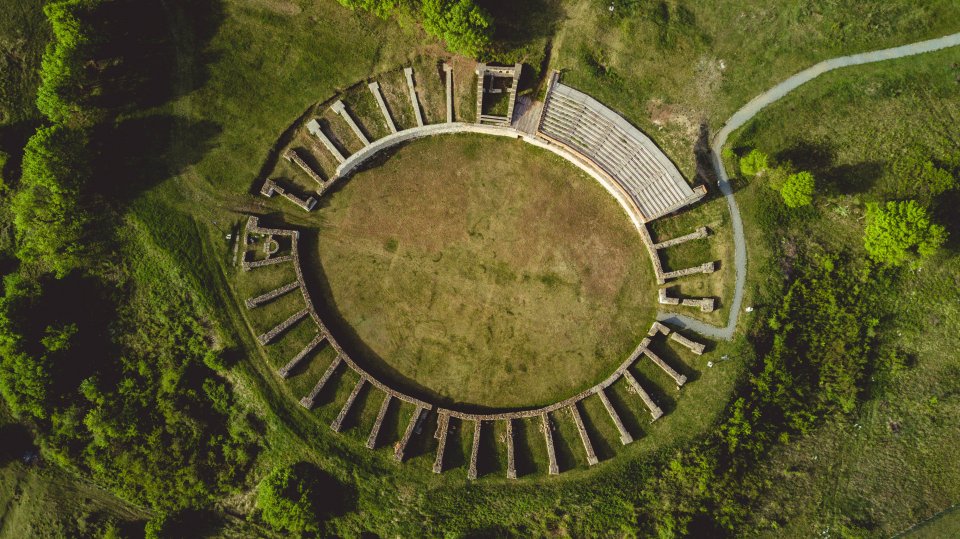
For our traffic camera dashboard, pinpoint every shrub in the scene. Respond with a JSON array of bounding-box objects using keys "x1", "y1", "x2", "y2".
[
  {"x1": 780, "y1": 171, "x2": 815, "y2": 208},
  {"x1": 11, "y1": 124, "x2": 90, "y2": 276},
  {"x1": 257, "y1": 464, "x2": 325, "y2": 534},
  {"x1": 421, "y1": 0, "x2": 493, "y2": 58},
  {"x1": 36, "y1": 0, "x2": 103, "y2": 126},
  {"x1": 739, "y1": 149, "x2": 769, "y2": 177},
  {"x1": 864, "y1": 200, "x2": 947, "y2": 266}
]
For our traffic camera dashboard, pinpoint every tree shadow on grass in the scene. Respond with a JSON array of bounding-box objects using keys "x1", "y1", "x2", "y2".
[
  {"x1": 481, "y1": 0, "x2": 564, "y2": 49},
  {"x1": 85, "y1": 0, "x2": 224, "y2": 113},
  {"x1": 91, "y1": 115, "x2": 222, "y2": 203}
]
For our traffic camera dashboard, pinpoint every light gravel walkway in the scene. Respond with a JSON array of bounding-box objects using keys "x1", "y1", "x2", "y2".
[{"x1": 659, "y1": 32, "x2": 960, "y2": 340}]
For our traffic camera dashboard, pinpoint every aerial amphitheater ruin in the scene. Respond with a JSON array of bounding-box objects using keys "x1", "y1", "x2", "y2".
[{"x1": 240, "y1": 61, "x2": 725, "y2": 479}]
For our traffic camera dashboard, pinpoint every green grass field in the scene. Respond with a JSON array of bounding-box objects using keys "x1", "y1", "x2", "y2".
[
  {"x1": 307, "y1": 134, "x2": 657, "y2": 408},
  {"x1": 726, "y1": 48, "x2": 960, "y2": 537}
]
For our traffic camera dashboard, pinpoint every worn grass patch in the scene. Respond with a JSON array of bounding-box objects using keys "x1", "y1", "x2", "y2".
[{"x1": 310, "y1": 133, "x2": 657, "y2": 408}]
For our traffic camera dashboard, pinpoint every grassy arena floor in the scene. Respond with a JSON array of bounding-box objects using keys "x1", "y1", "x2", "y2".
[{"x1": 308, "y1": 134, "x2": 657, "y2": 408}]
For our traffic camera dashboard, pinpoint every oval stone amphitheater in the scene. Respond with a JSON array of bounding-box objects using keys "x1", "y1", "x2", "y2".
[{"x1": 240, "y1": 62, "x2": 723, "y2": 479}]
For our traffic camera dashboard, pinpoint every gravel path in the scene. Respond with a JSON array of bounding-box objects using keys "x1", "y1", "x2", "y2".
[{"x1": 658, "y1": 31, "x2": 960, "y2": 340}]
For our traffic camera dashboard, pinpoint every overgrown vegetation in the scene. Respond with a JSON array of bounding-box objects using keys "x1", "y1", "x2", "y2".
[{"x1": 1, "y1": 0, "x2": 257, "y2": 532}]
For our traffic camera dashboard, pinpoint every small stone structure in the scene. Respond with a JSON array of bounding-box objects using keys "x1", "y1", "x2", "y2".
[
  {"x1": 258, "y1": 309, "x2": 309, "y2": 345},
  {"x1": 443, "y1": 63, "x2": 453, "y2": 123},
  {"x1": 395, "y1": 406, "x2": 425, "y2": 462},
  {"x1": 542, "y1": 413, "x2": 559, "y2": 475},
  {"x1": 670, "y1": 331, "x2": 706, "y2": 355},
  {"x1": 623, "y1": 370, "x2": 663, "y2": 420},
  {"x1": 300, "y1": 355, "x2": 342, "y2": 409},
  {"x1": 403, "y1": 67, "x2": 425, "y2": 127},
  {"x1": 260, "y1": 179, "x2": 318, "y2": 210},
  {"x1": 367, "y1": 394, "x2": 392, "y2": 449},
  {"x1": 505, "y1": 419, "x2": 517, "y2": 479},
  {"x1": 569, "y1": 403, "x2": 599, "y2": 466},
  {"x1": 331, "y1": 99, "x2": 370, "y2": 146},
  {"x1": 643, "y1": 348, "x2": 687, "y2": 387},
  {"x1": 306, "y1": 119, "x2": 346, "y2": 164},
  {"x1": 654, "y1": 226, "x2": 709, "y2": 249},
  {"x1": 658, "y1": 288, "x2": 715, "y2": 313},
  {"x1": 279, "y1": 333, "x2": 325, "y2": 379},
  {"x1": 598, "y1": 388, "x2": 633, "y2": 445},
  {"x1": 475, "y1": 63, "x2": 522, "y2": 126},
  {"x1": 331, "y1": 377, "x2": 366, "y2": 432},
  {"x1": 468, "y1": 420, "x2": 482, "y2": 479},
  {"x1": 433, "y1": 412, "x2": 450, "y2": 473},
  {"x1": 367, "y1": 81, "x2": 398, "y2": 133},
  {"x1": 283, "y1": 148, "x2": 327, "y2": 188},
  {"x1": 246, "y1": 281, "x2": 300, "y2": 309},
  {"x1": 662, "y1": 261, "x2": 716, "y2": 281}
]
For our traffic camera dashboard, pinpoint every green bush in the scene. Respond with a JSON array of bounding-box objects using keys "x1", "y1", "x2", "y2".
[
  {"x1": 11, "y1": 124, "x2": 90, "y2": 276},
  {"x1": 421, "y1": 0, "x2": 493, "y2": 58},
  {"x1": 780, "y1": 171, "x2": 815, "y2": 207},
  {"x1": 257, "y1": 464, "x2": 326, "y2": 534},
  {"x1": 36, "y1": 0, "x2": 103, "y2": 126},
  {"x1": 739, "y1": 149, "x2": 769, "y2": 176},
  {"x1": 864, "y1": 200, "x2": 946, "y2": 266}
]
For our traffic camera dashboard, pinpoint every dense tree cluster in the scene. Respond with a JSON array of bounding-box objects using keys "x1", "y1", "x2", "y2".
[
  {"x1": 0, "y1": 1, "x2": 257, "y2": 532},
  {"x1": 864, "y1": 200, "x2": 947, "y2": 266}
]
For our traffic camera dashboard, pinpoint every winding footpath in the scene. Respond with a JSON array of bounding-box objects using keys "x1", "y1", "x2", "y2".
[{"x1": 658, "y1": 31, "x2": 960, "y2": 340}]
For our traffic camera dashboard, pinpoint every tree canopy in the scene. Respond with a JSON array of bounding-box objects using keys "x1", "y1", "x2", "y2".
[
  {"x1": 421, "y1": 0, "x2": 493, "y2": 58},
  {"x1": 863, "y1": 200, "x2": 946, "y2": 266},
  {"x1": 257, "y1": 463, "x2": 328, "y2": 534},
  {"x1": 739, "y1": 149, "x2": 769, "y2": 177},
  {"x1": 780, "y1": 171, "x2": 815, "y2": 208}
]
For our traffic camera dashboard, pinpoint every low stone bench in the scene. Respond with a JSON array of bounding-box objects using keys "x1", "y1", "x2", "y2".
[
  {"x1": 670, "y1": 331, "x2": 706, "y2": 355},
  {"x1": 367, "y1": 81, "x2": 398, "y2": 134},
  {"x1": 506, "y1": 419, "x2": 517, "y2": 479},
  {"x1": 260, "y1": 178, "x2": 317, "y2": 211},
  {"x1": 246, "y1": 281, "x2": 300, "y2": 309},
  {"x1": 278, "y1": 333, "x2": 325, "y2": 379},
  {"x1": 283, "y1": 148, "x2": 327, "y2": 188},
  {"x1": 330, "y1": 99, "x2": 370, "y2": 146},
  {"x1": 662, "y1": 261, "x2": 716, "y2": 281},
  {"x1": 654, "y1": 226, "x2": 709, "y2": 249},
  {"x1": 569, "y1": 403, "x2": 599, "y2": 466},
  {"x1": 623, "y1": 370, "x2": 663, "y2": 420},
  {"x1": 258, "y1": 308, "x2": 309, "y2": 345},
  {"x1": 643, "y1": 348, "x2": 687, "y2": 387},
  {"x1": 242, "y1": 254, "x2": 293, "y2": 271},
  {"x1": 395, "y1": 406, "x2": 425, "y2": 462},
  {"x1": 443, "y1": 63, "x2": 453, "y2": 123},
  {"x1": 658, "y1": 287, "x2": 680, "y2": 305},
  {"x1": 306, "y1": 119, "x2": 346, "y2": 163},
  {"x1": 331, "y1": 377, "x2": 366, "y2": 432},
  {"x1": 433, "y1": 412, "x2": 450, "y2": 473},
  {"x1": 467, "y1": 420, "x2": 482, "y2": 479},
  {"x1": 598, "y1": 388, "x2": 633, "y2": 445},
  {"x1": 403, "y1": 67, "x2": 425, "y2": 127},
  {"x1": 300, "y1": 355, "x2": 342, "y2": 409},
  {"x1": 367, "y1": 394, "x2": 392, "y2": 449},
  {"x1": 542, "y1": 413, "x2": 559, "y2": 475}
]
